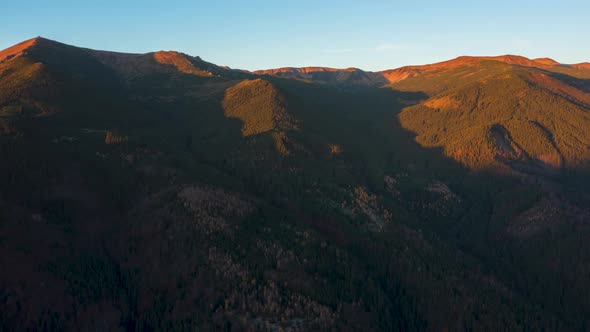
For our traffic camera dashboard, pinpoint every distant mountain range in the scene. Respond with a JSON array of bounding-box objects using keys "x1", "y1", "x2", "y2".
[
  {"x1": 253, "y1": 53, "x2": 589, "y2": 85},
  {"x1": 2, "y1": 37, "x2": 590, "y2": 331}
]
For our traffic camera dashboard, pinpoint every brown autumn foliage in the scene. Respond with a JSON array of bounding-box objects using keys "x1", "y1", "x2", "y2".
[{"x1": 104, "y1": 130, "x2": 128, "y2": 144}]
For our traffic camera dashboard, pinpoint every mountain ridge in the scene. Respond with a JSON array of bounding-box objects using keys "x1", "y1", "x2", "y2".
[
  {"x1": 4, "y1": 37, "x2": 589, "y2": 84},
  {"x1": 254, "y1": 54, "x2": 590, "y2": 85},
  {"x1": 0, "y1": 37, "x2": 46, "y2": 63}
]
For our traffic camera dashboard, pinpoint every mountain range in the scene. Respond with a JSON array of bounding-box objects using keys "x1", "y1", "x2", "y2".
[{"x1": 1, "y1": 37, "x2": 590, "y2": 331}]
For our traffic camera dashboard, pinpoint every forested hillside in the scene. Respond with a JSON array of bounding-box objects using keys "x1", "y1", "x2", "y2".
[{"x1": 1, "y1": 37, "x2": 590, "y2": 331}]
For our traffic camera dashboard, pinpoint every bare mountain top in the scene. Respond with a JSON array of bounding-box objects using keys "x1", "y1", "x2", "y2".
[
  {"x1": 572, "y1": 62, "x2": 590, "y2": 70},
  {"x1": 254, "y1": 66, "x2": 362, "y2": 75},
  {"x1": 254, "y1": 66, "x2": 387, "y2": 85},
  {"x1": 0, "y1": 37, "x2": 50, "y2": 63},
  {"x1": 380, "y1": 55, "x2": 573, "y2": 84}
]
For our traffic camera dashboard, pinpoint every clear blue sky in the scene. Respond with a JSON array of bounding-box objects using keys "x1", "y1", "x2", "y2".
[{"x1": 1, "y1": 0, "x2": 589, "y2": 71}]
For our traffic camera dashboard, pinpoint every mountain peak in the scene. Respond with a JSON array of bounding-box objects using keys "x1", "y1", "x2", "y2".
[
  {"x1": 471, "y1": 55, "x2": 562, "y2": 67},
  {"x1": 447, "y1": 55, "x2": 556, "y2": 68},
  {"x1": 0, "y1": 37, "x2": 43, "y2": 63},
  {"x1": 152, "y1": 50, "x2": 214, "y2": 76},
  {"x1": 0, "y1": 37, "x2": 72, "y2": 65},
  {"x1": 572, "y1": 62, "x2": 590, "y2": 70},
  {"x1": 533, "y1": 57, "x2": 560, "y2": 66},
  {"x1": 378, "y1": 54, "x2": 566, "y2": 84}
]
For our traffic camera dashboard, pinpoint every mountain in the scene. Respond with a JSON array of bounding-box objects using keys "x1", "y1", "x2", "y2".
[
  {"x1": 254, "y1": 66, "x2": 388, "y2": 85},
  {"x1": 254, "y1": 54, "x2": 590, "y2": 86},
  {"x1": 1, "y1": 37, "x2": 590, "y2": 331},
  {"x1": 391, "y1": 56, "x2": 590, "y2": 172},
  {"x1": 380, "y1": 54, "x2": 590, "y2": 83},
  {"x1": 572, "y1": 62, "x2": 590, "y2": 70},
  {"x1": 0, "y1": 37, "x2": 40, "y2": 62},
  {"x1": 257, "y1": 54, "x2": 590, "y2": 173}
]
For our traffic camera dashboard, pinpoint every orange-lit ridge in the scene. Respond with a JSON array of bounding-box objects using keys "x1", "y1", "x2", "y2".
[{"x1": 0, "y1": 37, "x2": 42, "y2": 63}]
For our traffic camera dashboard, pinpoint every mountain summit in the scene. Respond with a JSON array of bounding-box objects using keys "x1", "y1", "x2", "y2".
[{"x1": 0, "y1": 37, "x2": 39, "y2": 62}]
